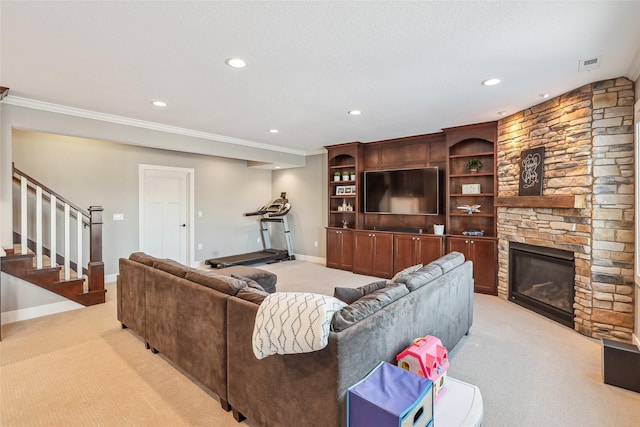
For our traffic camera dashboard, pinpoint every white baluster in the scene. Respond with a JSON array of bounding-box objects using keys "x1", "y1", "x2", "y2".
[
  {"x1": 36, "y1": 186, "x2": 43, "y2": 268},
  {"x1": 50, "y1": 195, "x2": 57, "y2": 267},
  {"x1": 77, "y1": 209, "x2": 83, "y2": 279},
  {"x1": 21, "y1": 176, "x2": 27, "y2": 254},
  {"x1": 64, "y1": 204, "x2": 70, "y2": 280}
]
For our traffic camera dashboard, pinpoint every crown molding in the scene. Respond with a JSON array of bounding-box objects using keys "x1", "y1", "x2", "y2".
[{"x1": 2, "y1": 96, "x2": 309, "y2": 157}]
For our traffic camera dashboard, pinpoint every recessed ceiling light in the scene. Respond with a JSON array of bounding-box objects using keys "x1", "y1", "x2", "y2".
[
  {"x1": 348, "y1": 110, "x2": 362, "y2": 116},
  {"x1": 497, "y1": 111, "x2": 507, "y2": 116},
  {"x1": 274, "y1": 166, "x2": 281, "y2": 169},
  {"x1": 268, "y1": 129, "x2": 279, "y2": 134},
  {"x1": 539, "y1": 93, "x2": 551, "y2": 99},
  {"x1": 151, "y1": 100, "x2": 167, "y2": 107},
  {"x1": 481, "y1": 78, "x2": 501, "y2": 86},
  {"x1": 225, "y1": 57, "x2": 247, "y2": 68}
]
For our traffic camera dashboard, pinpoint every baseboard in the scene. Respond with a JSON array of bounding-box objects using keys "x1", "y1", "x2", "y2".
[
  {"x1": 292, "y1": 254, "x2": 326, "y2": 265},
  {"x1": 1, "y1": 300, "x2": 84, "y2": 324},
  {"x1": 104, "y1": 273, "x2": 117, "y2": 284}
]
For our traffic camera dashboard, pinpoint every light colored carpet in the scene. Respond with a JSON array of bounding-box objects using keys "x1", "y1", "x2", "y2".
[{"x1": 1, "y1": 260, "x2": 639, "y2": 426}]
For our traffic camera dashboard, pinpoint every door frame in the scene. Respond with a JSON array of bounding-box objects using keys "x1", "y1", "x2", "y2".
[{"x1": 138, "y1": 164, "x2": 195, "y2": 266}]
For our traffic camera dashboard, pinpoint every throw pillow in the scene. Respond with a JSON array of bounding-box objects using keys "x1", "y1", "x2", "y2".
[
  {"x1": 331, "y1": 283, "x2": 409, "y2": 332},
  {"x1": 333, "y1": 280, "x2": 389, "y2": 304},
  {"x1": 397, "y1": 263, "x2": 443, "y2": 291},
  {"x1": 231, "y1": 273, "x2": 266, "y2": 292},
  {"x1": 388, "y1": 263, "x2": 423, "y2": 284},
  {"x1": 431, "y1": 251, "x2": 465, "y2": 273},
  {"x1": 152, "y1": 259, "x2": 192, "y2": 278},
  {"x1": 236, "y1": 287, "x2": 269, "y2": 305},
  {"x1": 252, "y1": 292, "x2": 346, "y2": 359},
  {"x1": 185, "y1": 270, "x2": 247, "y2": 295}
]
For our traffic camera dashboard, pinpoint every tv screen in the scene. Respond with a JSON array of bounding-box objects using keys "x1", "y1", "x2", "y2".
[{"x1": 364, "y1": 167, "x2": 439, "y2": 215}]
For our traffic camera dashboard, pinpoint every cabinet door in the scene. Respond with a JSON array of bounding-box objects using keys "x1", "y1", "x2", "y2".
[
  {"x1": 446, "y1": 237, "x2": 469, "y2": 257},
  {"x1": 326, "y1": 229, "x2": 343, "y2": 269},
  {"x1": 414, "y1": 236, "x2": 445, "y2": 266},
  {"x1": 393, "y1": 234, "x2": 418, "y2": 273},
  {"x1": 353, "y1": 231, "x2": 374, "y2": 275},
  {"x1": 370, "y1": 233, "x2": 394, "y2": 278},
  {"x1": 469, "y1": 238, "x2": 497, "y2": 295},
  {"x1": 326, "y1": 229, "x2": 353, "y2": 270}
]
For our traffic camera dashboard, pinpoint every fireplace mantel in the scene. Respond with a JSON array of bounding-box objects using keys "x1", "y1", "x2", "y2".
[{"x1": 495, "y1": 195, "x2": 587, "y2": 209}]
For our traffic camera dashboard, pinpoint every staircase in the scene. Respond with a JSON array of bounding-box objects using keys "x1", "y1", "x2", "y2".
[{"x1": 1, "y1": 164, "x2": 106, "y2": 306}]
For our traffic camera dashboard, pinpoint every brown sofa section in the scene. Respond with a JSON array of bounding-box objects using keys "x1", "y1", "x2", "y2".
[{"x1": 117, "y1": 253, "x2": 278, "y2": 411}]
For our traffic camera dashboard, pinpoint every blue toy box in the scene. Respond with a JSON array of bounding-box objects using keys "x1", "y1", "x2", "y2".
[{"x1": 347, "y1": 361, "x2": 434, "y2": 427}]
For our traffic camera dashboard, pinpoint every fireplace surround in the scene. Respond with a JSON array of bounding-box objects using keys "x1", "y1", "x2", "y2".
[
  {"x1": 496, "y1": 77, "x2": 635, "y2": 342},
  {"x1": 509, "y1": 242, "x2": 575, "y2": 328}
]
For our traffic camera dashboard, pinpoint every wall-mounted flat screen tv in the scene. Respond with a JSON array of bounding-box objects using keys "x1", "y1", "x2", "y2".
[{"x1": 364, "y1": 167, "x2": 439, "y2": 215}]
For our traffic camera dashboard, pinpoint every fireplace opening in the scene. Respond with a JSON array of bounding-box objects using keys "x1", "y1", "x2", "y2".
[{"x1": 509, "y1": 242, "x2": 575, "y2": 328}]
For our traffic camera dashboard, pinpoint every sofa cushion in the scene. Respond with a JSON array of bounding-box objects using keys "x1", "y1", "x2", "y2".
[
  {"x1": 185, "y1": 270, "x2": 247, "y2": 295},
  {"x1": 216, "y1": 265, "x2": 277, "y2": 292},
  {"x1": 331, "y1": 283, "x2": 409, "y2": 332},
  {"x1": 152, "y1": 259, "x2": 192, "y2": 278},
  {"x1": 431, "y1": 251, "x2": 465, "y2": 273},
  {"x1": 236, "y1": 287, "x2": 270, "y2": 305},
  {"x1": 388, "y1": 263, "x2": 423, "y2": 284},
  {"x1": 129, "y1": 252, "x2": 160, "y2": 266},
  {"x1": 397, "y1": 263, "x2": 443, "y2": 291},
  {"x1": 231, "y1": 274, "x2": 266, "y2": 292},
  {"x1": 333, "y1": 280, "x2": 388, "y2": 304}
]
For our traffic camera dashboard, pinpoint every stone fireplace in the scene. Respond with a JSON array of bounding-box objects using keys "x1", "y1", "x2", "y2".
[
  {"x1": 496, "y1": 77, "x2": 635, "y2": 342},
  {"x1": 509, "y1": 242, "x2": 575, "y2": 328}
]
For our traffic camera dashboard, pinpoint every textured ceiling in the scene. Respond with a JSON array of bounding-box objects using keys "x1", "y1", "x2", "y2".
[{"x1": 2, "y1": 1, "x2": 640, "y2": 156}]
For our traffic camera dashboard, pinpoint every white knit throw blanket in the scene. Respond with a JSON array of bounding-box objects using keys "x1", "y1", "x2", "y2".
[{"x1": 252, "y1": 292, "x2": 346, "y2": 360}]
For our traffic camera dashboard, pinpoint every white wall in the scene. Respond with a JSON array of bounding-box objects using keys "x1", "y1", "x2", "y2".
[
  {"x1": 11, "y1": 129, "x2": 274, "y2": 274},
  {"x1": 271, "y1": 153, "x2": 327, "y2": 260},
  {"x1": 0, "y1": 104, "x2": 324, "y2": 321}
]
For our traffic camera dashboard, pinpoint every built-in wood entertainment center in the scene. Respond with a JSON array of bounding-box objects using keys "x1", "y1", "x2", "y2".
[{"x1": 326, "y1": 121, "x2": 497, "y2": 294}]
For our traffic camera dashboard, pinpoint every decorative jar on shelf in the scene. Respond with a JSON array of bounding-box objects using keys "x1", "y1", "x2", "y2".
[
  {"x1": 342, "y1": 171, "x2": 350, "y2": 181},
  {"x1": 334, "y1": 172, "x2": 341, "y2": 182},
  {"x1": 350, "y1": 171, "x2": 356, "y2": 181}
]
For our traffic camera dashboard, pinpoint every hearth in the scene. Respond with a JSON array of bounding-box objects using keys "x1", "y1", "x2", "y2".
[{"x1": 509, "y1": 242, "x2": 575, "y2": 328}]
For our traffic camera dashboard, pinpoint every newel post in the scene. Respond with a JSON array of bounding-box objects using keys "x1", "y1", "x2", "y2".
[{"x1": 88, "y1": 206, "x2": 105, "y2": 297}]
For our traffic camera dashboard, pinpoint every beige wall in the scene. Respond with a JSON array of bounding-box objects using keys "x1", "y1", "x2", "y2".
[{"x1": 272, "y1": 153, "x2": 327, "y2": 259}]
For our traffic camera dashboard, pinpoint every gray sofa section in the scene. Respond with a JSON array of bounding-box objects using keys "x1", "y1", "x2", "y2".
[{"x1": 226, "y1": 257, "x2": 474, "y2": 426}]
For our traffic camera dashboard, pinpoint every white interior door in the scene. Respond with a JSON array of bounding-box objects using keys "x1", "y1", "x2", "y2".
[{"x1": 139, "y1": 165, "x2": 194, "y2": 265}]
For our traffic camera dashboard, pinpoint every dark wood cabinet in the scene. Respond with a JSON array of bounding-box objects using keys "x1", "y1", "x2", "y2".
[
  {"x1": 447, "y1": 236, "x2": 497, "y2": 295},
  {"x1": 325, "y1": 122, "x2": 498, "y2": 290},
  {"x1": 394, "y1": 234, "x2": 445, "y2": 273},
  {"x1": 353, "y1": 231, "x2": 394, "y2": 278},
  {"x1": 326, "y1": 228, "x2": 353, "y2": 271}
]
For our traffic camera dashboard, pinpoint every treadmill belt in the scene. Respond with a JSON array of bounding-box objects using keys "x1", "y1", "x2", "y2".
[{"x1": 206, "y1": 250, "x2": 290, "y2": 268}]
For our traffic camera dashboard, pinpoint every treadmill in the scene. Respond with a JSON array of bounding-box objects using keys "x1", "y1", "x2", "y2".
[{"x1": 205, "y1": 193, "x2": 295, "y2": 268}]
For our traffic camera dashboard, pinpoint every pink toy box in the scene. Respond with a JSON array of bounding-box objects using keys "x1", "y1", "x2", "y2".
[{"x1": 396, "y1": 335, "x2": 449, "y2": 401}]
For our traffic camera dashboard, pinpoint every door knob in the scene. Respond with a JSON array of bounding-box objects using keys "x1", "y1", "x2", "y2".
[{"x1": 180, "y1": 224, "x2": 186, "y2": 228}]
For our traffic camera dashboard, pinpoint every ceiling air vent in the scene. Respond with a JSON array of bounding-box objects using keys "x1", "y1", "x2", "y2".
[{"x1": 578, "y1": 56, "x2": 601, "y2": 72}]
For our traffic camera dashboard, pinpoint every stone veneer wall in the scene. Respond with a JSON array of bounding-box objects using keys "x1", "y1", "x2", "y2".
[{"x1": 496, "y1": 77, "x2": 635, "y2": 342}]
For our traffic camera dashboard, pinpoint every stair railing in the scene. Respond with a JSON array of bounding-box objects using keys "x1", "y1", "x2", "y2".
[{"x1": 12, "y1": 164, "x2": 104, "y2": 294}]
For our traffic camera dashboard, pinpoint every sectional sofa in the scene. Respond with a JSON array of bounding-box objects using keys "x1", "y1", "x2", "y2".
[{"x1": 117, "y1": 251, "x2": 474, "y2": 426}]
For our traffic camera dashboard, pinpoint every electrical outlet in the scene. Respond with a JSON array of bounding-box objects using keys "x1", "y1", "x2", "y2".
[
  {"x1": 198, "y1": 210, "x2": 203, "y2": 217},
  {"x1": 198, "y1": 243, "x2": 203, "y2": 250},
  {"x1": 314, "y1": 241, "x2": 318, "y2": 247}
]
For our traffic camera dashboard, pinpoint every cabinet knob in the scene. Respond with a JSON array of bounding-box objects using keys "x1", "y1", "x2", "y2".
[
  {"x1": 471, "y1": 240, "x2": 475, "y2": 244},
  {"x1": 465, "y1": 240, "x2": 469, "y2": 243}
]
